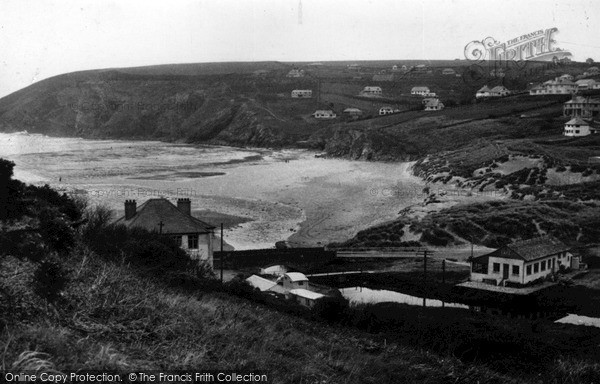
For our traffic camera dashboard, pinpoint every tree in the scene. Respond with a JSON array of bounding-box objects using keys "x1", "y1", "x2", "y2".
[{"x1": 586, "y1": 58, "x2": 594, "y2": 65}]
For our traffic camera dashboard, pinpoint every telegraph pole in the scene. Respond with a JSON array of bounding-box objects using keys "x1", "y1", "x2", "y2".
[
  {"x1": 220, "y1": 223, "x2": 224, "y2": 284},
  {"x1": 423, "y1": 249, "x2": 428, "y2": 308}
]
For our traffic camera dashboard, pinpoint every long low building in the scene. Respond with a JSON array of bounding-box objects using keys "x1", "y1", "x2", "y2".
[{"x1": 470, "y1": 236, "x2": 579, "y2": 287}]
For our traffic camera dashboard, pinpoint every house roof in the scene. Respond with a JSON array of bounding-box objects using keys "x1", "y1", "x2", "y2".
[
  {"x1": 379, "y1": 106, "x2": 394, "y2": 110},
  {"x1": 343, "y1": 108, "x2": 362, "y2": 113},
  {"x1": 565, "y1": 96, "x2": 600, "y2": 104},
  {"x1": 490, "y1": 86, "x2": 509, "y2": 92},
  {"x1": 566, "y1": 117, "x2": 590, "y2": 126},
  {"x1": 473, "y1": 236, "x2": 570, "y2": 263},
  {"x1": 313, "y1": 110, "x2": 335, "y2": 115},
  {"x1": 246, "y1": 275, "x2": 278, "y2": 291},
  {"x1": 289, "y1": 289, "x2": 325, "y2": 300},
  {"x1": 576, "y1": 79, "x2": 596, "y2": 85},
  {"x1": 424, "y1": 99, "x2": 442, "y2": 107},
  {"x1": 285, "y1": 272, "x2": 308, "y2": 282},
  {"x1": 477, "y1": 86, "x2": 492, "y2": 93},
  {"x1": 363, "y1": 86, "x2": 382, "y2": 91},
  {"x1": 412, "y1": 86, "x2": 430, "y2": 92},
  {"x1": 114, "y1": 198, "x2": 214, "y2": 234}
]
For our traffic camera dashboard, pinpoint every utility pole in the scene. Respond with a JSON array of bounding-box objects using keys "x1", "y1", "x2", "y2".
[
  {"x1": 423, "y1": 249, "x2": 427, "y2": 308},
  {"x1": 158, "y1": 221, "x2": 164, "y2": 235},
  {"x1": 442, "y1": 259, "x2": 446, "y2": 284},
  {"x1": 220, "y1": 223, "x2": 224, "y2": 284}
]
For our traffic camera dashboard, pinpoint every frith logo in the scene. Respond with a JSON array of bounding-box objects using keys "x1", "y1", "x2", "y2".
[{"x1": 464, "y1": 27, "x2": 572, "y2": 63}]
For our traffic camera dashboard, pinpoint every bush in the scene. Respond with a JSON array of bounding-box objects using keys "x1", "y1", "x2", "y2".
[
  {"x1": 33, "y1": 258, "x2": 69, "y2": 303},
  {"x1": 312, "y1": 295, "x2": 349, "y2": 323}
]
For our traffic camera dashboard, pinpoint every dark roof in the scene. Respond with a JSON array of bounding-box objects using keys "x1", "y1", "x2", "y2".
[
  {"x1": 114, "y1": 198, "x2": 214, "y2": 234},
  {"x1": 474, "y1": 236, "x2": 570, "y2": 263}
]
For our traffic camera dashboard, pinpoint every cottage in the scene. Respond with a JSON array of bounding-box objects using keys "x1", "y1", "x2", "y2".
[
  {"x1": 291, "y1": 89, "x2": 313, "y2": 98},
  {"x1": 564, "y1": 117, "x2": 592, "y2": 137},
  {"x1": 560, "y1": 74, "x2": 574, "y2": 81},
  {"x1": 490, "y1": 85, "x2": 511, "y2": 97},
  {"x1": 563, "y1": 96, "x2": 600, "y2": 118},
  {"x1": 476, "y1": 86, "x2": 492, "y2": 98},
  {"x1": 470, "y1": 236, "x2": 576, "y2": 286},
  {"x1": 442, "y1": 68, "x2": 456, "y2": 76},
  {"x1": 343, "y1": 108, "x2": 363, "y2": 119},
  {"x1": 575, "y1": 79, "x2": 597, "y2": 91},
  {"x1": 286, "y1": 69, "x2": 305, "y2": 78},
  {"x1": 282, "y1": 272, "x2": 309, "y2": 290},
  {"x1": 360, "y1": 86, "x2": 382, "y2": 97},
  {"x1": 114, "y1": 198, "x2": 215, "y2": 268},
  {"x1": 536, "y1": 77, "x2": 578, "y2": 95},
  {"x1": 379, "y1": 106, "x2": 396, "y2": 115},
  {"x1": 423, "y1": 98, "x2": 444, "y2": 111},
  {"x1": 289, "y1": 289, "x2": 325, "y2": 308},
  {"x1": 411, "y1": 86, "x2": 430, "y2": 96},
  {"x1": 246, "y1": 275, "x2": 287, "y2": 294},
  {"x1": 312, "y1": 110, "x2": 336, "y2": 119}
]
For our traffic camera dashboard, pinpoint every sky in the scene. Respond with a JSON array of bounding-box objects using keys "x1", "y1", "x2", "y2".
[{"x1": 1, "y1": 0, "x2": 599, "y2": 98}]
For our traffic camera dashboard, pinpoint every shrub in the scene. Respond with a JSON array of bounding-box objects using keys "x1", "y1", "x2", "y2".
[
  {"x1": 33, "y1": 258, "x2": 69, "y2": 303},
  {"x1": 312, "y1": 295, "x2": 349, "y2": 323}
]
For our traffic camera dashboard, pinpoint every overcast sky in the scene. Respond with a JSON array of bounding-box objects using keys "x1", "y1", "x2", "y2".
[{"x1": 1, "y1": 0, "x2": 599, "y2": 97}]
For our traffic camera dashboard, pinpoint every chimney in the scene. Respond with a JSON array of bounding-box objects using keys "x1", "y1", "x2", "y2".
[
  {"x1": 177, "y1": 198, "x2": 191, "y2": 216},
  {"x1": 124, "y1": 200, "x2": 137, "y2": 220}
]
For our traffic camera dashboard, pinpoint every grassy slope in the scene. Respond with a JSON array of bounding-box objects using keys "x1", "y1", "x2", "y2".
[{"x1": 1, "y1": 251, "x2": 524, "y2": 384}]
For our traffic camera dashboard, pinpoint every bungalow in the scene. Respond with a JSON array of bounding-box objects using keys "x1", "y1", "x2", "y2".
[
  {"x1": 476, "y1": 86, "x2": 492, "y2": 98},
  {"x1": 490, "y1": 85, "x2": 511, "y2": 97},
  {"x1": 379, "y1": 106, "x2": 397, "y2": 115},
  {"x1": 114, "y1": 198, "x2": 215, "y2": 268},
  {"x1": 360, "y1": 86, "x2": 382, "y2": 97},
  {"x1": 411, "y1": 86, "x2": 430, "y2": 96},
  {"x1": 542, "y1": 78, "x2": 578, "y2": 95},
  {"x1": 560, "y1": 74, "x2": 574, "y2": 81},
  {"x1": 313, "y1": 110, "x2": 336, "y2": 119},
  {"x1": 424, "y1": 98, "x2": 444, "y2": 111},
  {"x1": 575, "y1": 79, "x2": 597, "y2": 91},
  {"x1": 564, "y1": 117, "x2": 592, "y2": 137},
  {"x1": 286, "y1": 69, "x2": 305, "y2": 78},
  {"x1": 442, "y1": 68, "x2": 456, "y2": 76},
  {"x1": 282, "y1": 272, "x2": 309, "y2": 290},
  {"x1": 563, "y1": 96, "x2": 600, "y2": 118},
  {"x1": 470, "y1": 236, "x2": 576, "y2": 286},
  {"x1": 291, "y1": 89, "x2": 313, "y2": 98}
]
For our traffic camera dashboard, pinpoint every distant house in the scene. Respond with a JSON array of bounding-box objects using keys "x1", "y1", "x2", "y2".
[
  {"x1": 470, "y1": 236, "x2": 576, "y2": 287},
  {"x1": 423, "y1": 98, "x2": 444, "y2": 111},
  {"x1": 246, "y1": 275, "x2": 287, "y2": 294},
  {"x1": 411, "y1": 86, "x2": 430, "y2": 96},
  {"x1": 490, "y1": 85, "x2": 511, "y2": 97},
  {"x1": 563, "y1": 96, "x2": 600, "y2": 118},
  {"x1": 114, "y1": 198, "x2": 215, "y2": 268},
  {"x1": 286, "y1": 69, "x2": 305, "y2": 78},
  {"x1": 360, "y1": 86, "x2": 382, "y2": 97},
  {"x1": 372, "y1": 74, "x2": 394, "y2": 82},
  {"x1": 560, "y1": 74, "x2": 574, "y2": 81},
  {"x1": 532, "y1": 77, "x2": 578, "y2": 95},
  {"x1": 282, "y1": 272, "x2": 309, "y2": 290},
  {"x1": 442, "y1": 68, "x2": 456, "y2": 76},
  {"x1": 413, "y1": 64, "x2": 430, "y2": 73},
  {"x1": 291, "y1": 89, "x2": 313, "y2": 98},
  {"x1": 379, "y1": 106, "x2": 396, "y2": 115},
  {"x1": 343, "y1": 108, "x2": 363, "y2": 119},
  {"x1": 575, "y1": 79, "x2": 597, "y2": 91},
  {"x1": 476, "y1": 86, "x2": 492, "y2": 98},
  {"x1": 313, "y1": 110, "x2": 336, "y2": 119},
  {"x1": 392, "y1": 65, "x2": 399, "y2": 71},
  {"x1": 564, "y1": 117, "x2": 592, "y2": 137}
]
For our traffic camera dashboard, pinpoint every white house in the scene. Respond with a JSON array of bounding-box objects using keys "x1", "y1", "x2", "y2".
[
  {"x1": 114, "y1": 198, "x2": 215, "y2": 268},
  {"x1": 476, "y1": 86, "x2": 492, "y2": 98},
  {"x1": 533, "y1": 78, "x2": 578, "y2": 95},
  {"x1": 291, "y1": 89, "x2": 312, "y2": 98},
  {"x1": 490, "y1": 85, "x2": 511, "y2": 97},
  {"x1": 411, "y1": 86, "x2": 430, "y2": 96},
  {"x1": 360, "y1": 86, "x2": 382, "y2": 97},
  {"x1": 379, "y1": 106, "x2": 397, "y2": 115},
  {"x1": 560, "y1": 74, "x2": 574, "y2": 81},
  {"x1": 564, "y1": 117, "x2": 591, "y2": 137},
  {"x1": 289, "y1": 289, "x2": 325, "y2": 308},
  {"x1": 343, "y1": 108, "x2": 363, "y2": 119},
  {"x1": 470, "y1": 236, "x2": 576, "y2": 286},
  {"x1": 286, "y1": 69, "x2": 305, "y2": 78},
  {"x1": 313, "y1": 110, "x2": 336, "y2": 119},
  {"x1": 282, "y1": 272, "x2": 309, "y2": 290},
  {"x1": 423, "y1": 98, "x2": 444, "y2": 111},
  {"x1": 575, "y1": 79, "x2": 597, "y2": 91}
]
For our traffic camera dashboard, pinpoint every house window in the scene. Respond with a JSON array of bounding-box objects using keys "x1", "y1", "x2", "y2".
[
  {"x1": 493, "y1": 263, "x2": 500, "y2": 273},
  {"x1": 534, "y1": 263, "x2": 539, "y2": 273},
  {"x1": 526, "y1": 265, "x2": 532, "y2": 275},
  {"x1": 298, "y1": 281, "x2": 304, "y2": 286},
  {"x1": 575, "y1": 130, "x2": 580, "y2": 134},
  {"x1": 512, "y1": 265, "x2": 520, "y2": 276},
  {"x1": 541, "y1": 261, "x2": 546, "y2": 271},
  {"x1": 188, "y1": 235, "x2": 199, "y2": 249}
]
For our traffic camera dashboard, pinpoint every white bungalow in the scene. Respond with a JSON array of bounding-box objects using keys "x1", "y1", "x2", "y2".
[
  {"x1": 343, "y1": 108, "x2": 363, "y2": 118},
  {"x1": 490, "y1": 85, "x2": 511, "y2": 97},
  {"x1": 470, "y1": 236, "x2": 577, "y2": 287},
  {"x1": 360, "y1": 86, "x2": 382, "y2": 97},
  {"x1": 282, "y1": 272, "x2": 309, "y2": 290},
  {"x1": 313, "y1": 110, "x2": 336, "y2": 119},
  {"x1": 564, "y1": 117, "x2": 591, "y2": 137},
  {"x1": 291, "y1": 89, "x2": 313, "y2": 98},
  {"x1": 379, "y1": 106, "x2": 396, "y2": 115},
  {"x1": 476, "y1": 86, "x2": 492, "y2": 98},
  {"x1": 411, "y1": 86, "x2": 430, "y2": 96},
  {"x1": 424, "y1": 98, "x2": 444, "y2": 111}
]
